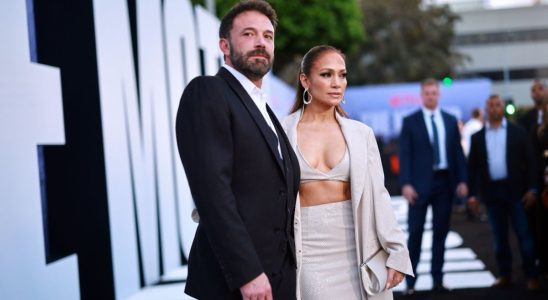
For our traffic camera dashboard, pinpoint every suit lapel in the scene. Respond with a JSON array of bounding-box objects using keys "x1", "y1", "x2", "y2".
[
  {"x1": 217, "y1": 68, "x2": 285, "y2": 175},
  {"x1": 505, "y1": 123, "x2": 515, "y2": 169},
  {"x1": 416, "y1": 112, "x2": 432, "y2": 149},
  {"x1": 441, "y1": 111, "x2": 451, "y2": 149},
  {"x1": 267, "y1": 106, "x2": 286, "y2": 176},
  {"x1": 477, "y1": 128, "x2": 488, "y2": 169},
  {"x1": 282, "y1": 110, "x2": 301, "y2": 192},
  {"x1": 337, "y1": 113, "x2": 366, "y2": 208}
]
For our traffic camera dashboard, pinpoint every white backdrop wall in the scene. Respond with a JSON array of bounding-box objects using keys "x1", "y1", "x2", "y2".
[
  {"x1": 0, "y1": 0, "x2": 294, "y2": 299},
  {"x1": 0, "y1": 1, "x2": 80, "y2": 299}
]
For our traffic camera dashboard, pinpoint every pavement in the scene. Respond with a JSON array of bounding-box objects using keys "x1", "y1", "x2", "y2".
[
  {"x1": 395, "y1": 200, "x2": 548, "y2": 300},
  {"x1": 129, "y1": 197, "x2": 548, "y2": 299}
]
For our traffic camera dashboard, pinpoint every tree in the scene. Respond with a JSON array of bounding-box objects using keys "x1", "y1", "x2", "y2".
[
  {"x1": 191, "y1": 0, "x2": 365, "y2": 83},
  {"x1": 348, "y1": 0, "x2": 467, "y2": 84}
]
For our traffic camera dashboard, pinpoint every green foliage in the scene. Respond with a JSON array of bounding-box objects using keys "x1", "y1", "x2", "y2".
[
  {"x1": 189, "y1": 0, "x2": 464, "y2": 85},
  {"x1": 269, "y1": 0, "x2": 365, "y2": 73},
  {"x1": 348, "y1": 0, "x2": 467, "y2": 84}
]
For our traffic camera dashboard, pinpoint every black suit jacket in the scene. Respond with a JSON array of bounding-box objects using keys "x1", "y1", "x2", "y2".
[
  {"x1": 176, "y1": 67, "x2": 300, "y2": 299},
  {"x1": 519, "y1": 108, "x2": 545, "y2": 189},
  {"x1": 399, "y1": 109, "x2": 467, "y2": 201},
  {"x1": 518, "y1": 108, "x2": 540, "y2": 135},
  {"x1": 467, "y1": 121, "x2": 537, "y2": 203}
]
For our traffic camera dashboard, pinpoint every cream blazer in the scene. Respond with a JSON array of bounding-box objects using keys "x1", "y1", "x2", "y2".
[{"x1": 282, "y1": 109, "x2": 413, "y2": 300}]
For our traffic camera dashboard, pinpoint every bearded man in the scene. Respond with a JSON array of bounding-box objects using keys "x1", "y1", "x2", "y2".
[{"x1": 175, "y1": 1, "x2": 300, "y2": 299}]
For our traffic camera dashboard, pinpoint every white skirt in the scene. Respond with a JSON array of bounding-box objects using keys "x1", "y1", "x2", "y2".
[{"x1": 300, "y1": 200, "x2": 363, "y2": 300}]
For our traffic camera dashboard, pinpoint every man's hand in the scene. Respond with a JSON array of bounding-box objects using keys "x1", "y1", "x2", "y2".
[
  {"x1": 456, "y1": 182, "x2": 468, "y2": 198},
  {"x1": 522, "y1": 191, "x2": 537, "y2": 209},
  {"x1": 240, "y1": 273, "x2": 272, "y2": 300},
  {"x1": 402, "y1": 184, "x2": 418, "y2": 204},
  {"x1": 467, "y1": 196, "x2": 480, "y2": 214},
  {"x1": 385, "y1": 268, "x2": 405, "y2": 290}
]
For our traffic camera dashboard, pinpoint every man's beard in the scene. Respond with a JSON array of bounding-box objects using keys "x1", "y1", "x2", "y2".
[
  {"x1": 533, "y1": 96, "x2": 543, "y2": 106},
  {"x1": 229, "y1": 42, "x2": 273, "y2": 81}
]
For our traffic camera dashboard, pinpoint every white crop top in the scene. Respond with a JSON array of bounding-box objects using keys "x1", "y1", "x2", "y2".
[{"x1": 296, "y1": 146, "x2": 350, "y2": 183}]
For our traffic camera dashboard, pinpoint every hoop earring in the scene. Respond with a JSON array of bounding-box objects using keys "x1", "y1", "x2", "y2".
[{"x1": 303, "y1": 89, "x2": 312, "y2": 105}]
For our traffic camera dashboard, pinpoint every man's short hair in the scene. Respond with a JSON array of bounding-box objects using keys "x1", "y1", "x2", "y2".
[
  {"x1": 532, "y1": 79, "x2": 547, "y2": 88},
  {"x1": 471, "y1": 108, "x2": 482, "y2": 118},
  {"x1": 421, "y1": 78, "x2": 439, "y2": 88},
  {"x1": 219, "y1": 0, "x2": 278, "y2": 39},
  {"x1": 487, "y1": 94, "x2": 501, "y2": 102}
]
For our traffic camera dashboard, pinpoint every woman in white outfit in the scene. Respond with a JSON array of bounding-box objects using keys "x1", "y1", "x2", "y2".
[{"x1": 282, "y1": 45, "x2": 413, "y2": 300}]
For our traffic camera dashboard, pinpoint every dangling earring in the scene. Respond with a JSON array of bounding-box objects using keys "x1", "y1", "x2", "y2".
[
  {"x1": 303, "y1": 89, "x2": 312, "y2": 105},
  {"x1": 341, "y1": 98, "x2": 346, "y2": 104}
]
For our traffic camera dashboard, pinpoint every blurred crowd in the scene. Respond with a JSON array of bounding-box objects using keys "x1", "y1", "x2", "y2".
[{"x1": 390, "y1": 79, "x2": 548, "y2": 294}]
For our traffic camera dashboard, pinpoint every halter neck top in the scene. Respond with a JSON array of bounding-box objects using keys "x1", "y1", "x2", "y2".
[{"x1": 296, "y1": 145, "x2": 350, "y2": 183}]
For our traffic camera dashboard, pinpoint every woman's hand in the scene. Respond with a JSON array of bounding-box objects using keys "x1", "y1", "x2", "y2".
[{"x1": 385, "y1": 268, "x2": 405, "y2": 290}]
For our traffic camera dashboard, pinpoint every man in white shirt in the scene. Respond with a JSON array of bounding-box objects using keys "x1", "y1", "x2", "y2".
[
  {"x1": 468, "y1": 94, "x2": 539, "y2": 290},
  {"x1": 399, "y1": 78, "x2": 468, "y2": 294},
  {"x1": 461, "y1": 108, "x2": 483, "y2": 157}
]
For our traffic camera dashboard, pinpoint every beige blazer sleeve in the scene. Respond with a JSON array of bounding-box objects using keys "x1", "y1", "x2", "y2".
[{"x1": 334, "y1": 113, "x2": 412, "y2": 277}]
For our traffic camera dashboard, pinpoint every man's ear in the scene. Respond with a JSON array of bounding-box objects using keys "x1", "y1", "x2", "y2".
[{"x1": 219, "y1": 38, "x2": 230, "y2": 57}]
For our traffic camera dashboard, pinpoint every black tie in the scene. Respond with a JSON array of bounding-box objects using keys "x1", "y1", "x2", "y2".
[{"x1": 431, "y1": 114, "x2": 440, "y2": 168}]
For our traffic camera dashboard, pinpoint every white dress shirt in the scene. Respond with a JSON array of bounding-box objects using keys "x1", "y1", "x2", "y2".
[
  {"x1": 485, "y1": 118, "x2": 508, "y2": 181},
  {"x1": 224, "y1": 64, "x2": 282, "y2": 158},
  {"x1": 461, "y1": 118, "x2": 483, "y2": 157},
  {"x1": 422, "y1": 107, "x2": 448, "y2": 170}
]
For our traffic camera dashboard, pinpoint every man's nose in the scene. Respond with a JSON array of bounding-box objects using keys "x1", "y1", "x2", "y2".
[{"x1": 254, "y1": 35, "x2": 266, "y2": 48}]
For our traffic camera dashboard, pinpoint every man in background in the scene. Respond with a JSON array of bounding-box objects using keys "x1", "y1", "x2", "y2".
[
  {"x1": 399, "y1": 78, "x2": 468, "y2": 295},
  {"x1": 176, "y1": 1, "x2": 300, "y2": 299},
  {"x1": 461, "y1": 107, "x2": 483, "y2": 157},
  {"x1": 518, "y1": 79, "x2": 548, "y2": 280},
  {"x1": 468, "y1": 94, "x2": 539, "y2": 290}
]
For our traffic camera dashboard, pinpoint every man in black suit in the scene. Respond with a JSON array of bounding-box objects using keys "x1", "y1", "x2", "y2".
[
  {"x1": 399, "y1": 78, "x2": 468, "y2": 294},
  {"x1": 468, "y1": 94, "x2": 539, "y2": 290},
  {"x1": 518, "y1": 79, "x2": 548, "y2": 279},
  {"x1": 175, "y1": 1, "x2": 300, "y2": 299},
  {"x1": 518, "y1": 80, "x2": 545, "y2": 134}
]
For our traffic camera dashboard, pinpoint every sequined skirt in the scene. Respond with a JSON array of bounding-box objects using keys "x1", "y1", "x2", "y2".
[{"x1": 300, "y1": 200, "x2": 362, "y2": 300}]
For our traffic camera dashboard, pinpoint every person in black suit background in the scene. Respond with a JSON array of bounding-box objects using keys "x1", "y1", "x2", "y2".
[
  {"x1": 399, "y1": 78, "x2": 468, "y2": 295},
  {"x1": 468, "y1": 94, "x2": 539, "y2": 290},
  {"x1": 518, "y1": 79, "x2": 548, "y2": 279},
  {"x1": 175, "y1": 1, "x2": 300, "y2": 299},
  {"x1": 518, "y1": 80, "x2": 545, "y2": 134}
]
